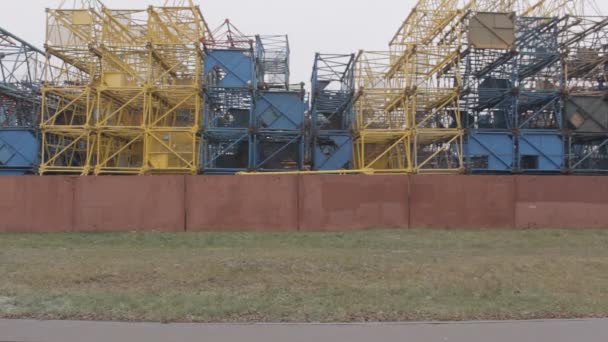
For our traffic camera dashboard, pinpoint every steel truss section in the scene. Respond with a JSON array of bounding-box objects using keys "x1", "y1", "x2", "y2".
[
  {"x1": 354, "y1": 131, "x2": 412, "y2": 173},
  {"x1": 461, "y1": 11, "x2": 564, "y2": 173},
  {"x1": 204, "y1": 88, "x2": 253, "y2": 130},
  {"x1": 386, "y1": 0, "x2": 466, "y2": 174},
  {"x1": 255, "y1": 35, "x2": 290, "y2": 90},
  {"x1": 0, "y1": 27, "x2": 48, "y2": 174},
  {"x1": 515, "y1": 16, "x2": 563, "y2": 130},
  {"x1": 311, "y1": 53, "x2": 355, "y2": 131},
  {"x1": 252, "y1": 132, "x2": 304, "y2": 171},
  {"x1": 201, "y1": 129, "x2": 250, "y2": 174},
  {"x1": 560, "y1": 15, "x2": 608, "y2": 93},
  {"x1": 559, "y1": 12, "x2": 608, "y2": 173},
  {"x1": 567, "y1": 132, "x2": 608, "y2": 173},
  {"x1": 310, "y1": 53, "x2": 356, "y2": 171},
  {"x1": 41, "y1": 0, "x2": 208, "y2": 175},
  {"x1": 353, "y1": 51, "x2": 412, "y2": 173}
]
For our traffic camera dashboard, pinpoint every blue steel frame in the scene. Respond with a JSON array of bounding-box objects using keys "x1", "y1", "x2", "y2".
[
  {"x1": 202, "y1": 22, "x2": 257, "y2": 174},
  {"x1": 310, "y1": 53, "x2": 355, "y2": 171},
  {"x1": 515, "y1": 16, "x2": 564, "y2": 173},
  {"x1": 567, "y1": 133, "x2": 608, "y2": 173},
  {"x1": 252, "y1": 132, "x2": 304, "y2": 171},
  {"x1": 463, "y1": 15, "x2": 564, "y2": 173},
  {"x1": 252, "y1": 88, "x2": 306, "y2": 172},
  {"x1": 0, "y1": 26, "x2": 44, "y2": 175},
  {"x1": 255, "y1": 35, "x2": 290, "y2": 90},
  {"x1": 560, "y1": 15, "x2": 608, "y2": 173}
]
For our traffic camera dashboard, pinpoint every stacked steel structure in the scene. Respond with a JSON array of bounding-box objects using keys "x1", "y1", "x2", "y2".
[
  {"x1": 353, "y1": 51, "x2": 411, "y2": 172},
  {"x1": 350, "y1": 0, "x2": 466, "y2": 174},
  {"x1": 201, "y1": 22, "x2": 305, "y2": 173},
  {"x1": 0, "y1": 27, "x2": 45, "y2": 175},
  {"x1": 310, "y1": 53, "x2": 355, "y2": 171},
  {"x1": 463, "y1": 12, "x2": 564, "y2": 173},
  {"x1": 253, "y1": 35, "x2": 306, "y2": 172},
  {"x1": 201, "y1": 20, "x2": 255, "y2": 173},
  {"x1": 562, "y1": 14, "x2": 608, "y2": 173},
  {"x1": 40, "y1": 0, "x2": 208, "y2": 175},
  {"x1": 345, "y1": 0, "x2": 605, "y2": 174}
]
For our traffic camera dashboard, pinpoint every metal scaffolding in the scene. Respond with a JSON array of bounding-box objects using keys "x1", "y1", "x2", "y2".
[
  {"x1": 311, "y1": 53, "x2": 355, "y2": 171},
  {"x1": 40, "y1": 0, "x2": 208, "y2": 175},
  {"x1": 351, "y1": 51, "x2": 410, "y2": 173},
  {"x1": 384, "y1": 0, "x2": 465, "y2": 173},
  {"x1": 256, "y1": 35, "x2": 290, "y2": 90},
  {"x1": 252, "y1": 35, "x2": 305, "y2": 172},
  {"x1": 201, "y1": 20, "x2": 254, "y2": 173},
  {"x1": 0, "y1": 27, "x2": 46, "y2": 174},
  {"x1": 561, "y1": 11, "x2": 608, "y2": 172},
  {"x1": 460, "y1": 2, "x2": 567, "y2": 173}
]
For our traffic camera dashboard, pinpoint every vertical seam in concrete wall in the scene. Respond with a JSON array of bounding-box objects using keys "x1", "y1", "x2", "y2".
[
  {"x1": 407, "y1": 175, "x2": 412, "y2": 229},
  {"x1": 512, "y1": 176, "x2": 518, "y2": 229},
  {"x1": 183, "y1": 176, "x2": 188, "y2": 233},
  {"x1": 70, "y1": 177, "x2": 77, "y2": 232},
  {"x1": 296, "y1": 175, "x2": 301, "y2": 232}
]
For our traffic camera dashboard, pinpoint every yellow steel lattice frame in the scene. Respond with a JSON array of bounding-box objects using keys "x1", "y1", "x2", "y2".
[
  {"x1": 353, "y1": 51, "x2": 412, "y2": 173},
  {"x1": 41, "y1": 0, "x2": 208, "y2": 175},
  {"x1": 384, "y1": 0, "x2": 466, "y2": 174}
]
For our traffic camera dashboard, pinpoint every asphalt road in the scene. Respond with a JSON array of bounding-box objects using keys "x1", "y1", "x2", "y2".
[{"x1": 1, "y1": 319, "x2": 606, "y2": 342}]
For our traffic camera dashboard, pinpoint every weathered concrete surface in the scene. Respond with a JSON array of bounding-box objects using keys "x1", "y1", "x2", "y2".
[
  {"x1": 186, "y1": 175, "x2": 298, "y2": 231},
  {"x1": 5, "y1": 175, "x2": 608, "y2": 232},
  {"x1": 299, "y1": 175, "x2": 409, "y2": 231},
  {"x1": 73, "y1": 176, "x2": 185, "y2": 232},
  {"x1": 410, "y1": 175, "x2": 515, "y2": 229},
  {"x1": 516, "y1": 176, "x2": 608, "y2": 229},
  {"x1": 0, "y1": 176, "x2": 74, "y2": 232},
  {"x1": 1, "y1": 319, "x2": 607, "y2": 342}
]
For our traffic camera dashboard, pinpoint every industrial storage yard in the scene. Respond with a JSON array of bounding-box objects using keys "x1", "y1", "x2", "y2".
[
  {"x1": 1, "y1": 0, "x2": 608, "y2": 331},
  {"x1": 0, "y1": 0, "x2": 607, "y2": 175}
]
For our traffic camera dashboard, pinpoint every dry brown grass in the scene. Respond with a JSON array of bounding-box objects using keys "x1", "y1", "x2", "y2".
[{"x1": 1, "y1": 229, "x2": 608, "y2": 322}]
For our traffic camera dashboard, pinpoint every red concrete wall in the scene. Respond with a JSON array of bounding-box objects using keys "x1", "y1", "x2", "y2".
[
  {"x1": 515, "y1": 176, "x2": 608, "y2": 229},
  {"x1": 410, "y1": 175, "x2": 516, "y2": 229},
  {"x1": 185, "y1": 175, "x2": 299, "y2": 231},
  {"x1": 4, "y1": 175, "x2": 608, "y2": 232},
  {"x1": 299, "y1": 175, "x2": 409, "y2": 231},
  {"x1": 0, "y1": 176, "x2": 74, "y2": 232},
  {"x1": 72, "y1": 176, "x2": 185, "y2": 232}
]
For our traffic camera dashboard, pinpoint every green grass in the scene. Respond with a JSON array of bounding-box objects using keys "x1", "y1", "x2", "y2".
[{"x1": 1, "y1": 229, "x2": 608, "y2": 322}]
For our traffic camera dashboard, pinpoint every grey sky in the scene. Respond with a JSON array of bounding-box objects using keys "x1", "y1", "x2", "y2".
[{"x1": 1, "y1": 0, "x2": 607, "y2": 86}]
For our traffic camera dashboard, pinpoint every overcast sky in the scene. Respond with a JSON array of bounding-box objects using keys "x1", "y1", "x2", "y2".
[{"x1": 1, "y1": 0, "x2": 607, "y2": 87}]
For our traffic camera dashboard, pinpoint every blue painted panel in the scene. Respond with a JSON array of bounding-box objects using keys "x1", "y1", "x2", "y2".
[
  {"x1": 0, "y1": 129, "x2": 39, "y2": 172},
  {"x1": 254, "y1": 91, "x2": 305, "y2": 130},
  {"x1": 313, "y1": 135, "x2": 352, "y2": 171},
  {"x1": 204, "y1": 49, "x2": 255, "y2": 88},
  {"x1": 465, "y1": 131, "x2": 514, "y2": 172},
  {"x1": 518, "y1": 132, "x2": 564, "y2": 171}
]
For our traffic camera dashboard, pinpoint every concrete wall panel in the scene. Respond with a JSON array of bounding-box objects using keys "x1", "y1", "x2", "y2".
[
  {"x1": 186, "y1": 175, "x2": 298, "y2": 231},
  {"x1": 516, "y1": 176, "x2": 608, "y2": 229},
  {"x1": 299, "y1": 175, "x2": 409, "y2": 231},
  {"x1": 72, "y1": 176, "x2": 185, "y2": 232},
  {"x1": 0, "y1": 176, "x2": 74, "y2": 232},
  {"x1": 410, "y1": 175, "x2": 515, "y2": 229}
]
